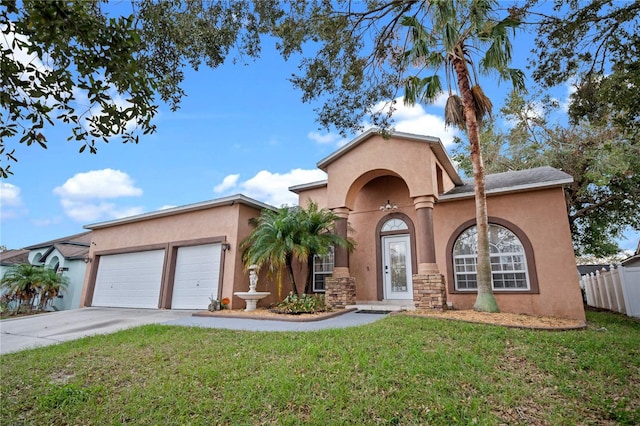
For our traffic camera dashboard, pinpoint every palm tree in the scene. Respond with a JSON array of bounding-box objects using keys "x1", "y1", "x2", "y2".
[
  {"x1": 0, "y1": 264, "x2": 68, "y2": 312},
  {"x1": 240, "y1": 206, "x2": 308, "y2": 299},
  {"x1": 298, "y1": 201, "x2": 355, "y2": 295},
  {"x1": 401, "y1": 0, "x2": 525, "y2": 312},
  {"x1": 0, "y1": 264, "x2": 42, "y2": 312},
  {"x1": 35, "y1": 268, "x2": 69, "y2": 311},
  {"x1": 240, "y1": 202, "x2": 354, "y2": 299}
]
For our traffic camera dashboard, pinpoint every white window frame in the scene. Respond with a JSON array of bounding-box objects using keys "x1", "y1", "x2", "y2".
[
  {"x1": 453, "y1": 224, "x2": 530, "y2": 292},
  {"x1": 312, "y1": 247, "x2": 334, "y2": 293}
]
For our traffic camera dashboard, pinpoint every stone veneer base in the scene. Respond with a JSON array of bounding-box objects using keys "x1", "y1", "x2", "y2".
[
  {"x1": 412, "y1": 273, "x2": 447, "y2": 311},
  {"x1": 325, "y1": 277, "x2": 356, "y2": 309}
]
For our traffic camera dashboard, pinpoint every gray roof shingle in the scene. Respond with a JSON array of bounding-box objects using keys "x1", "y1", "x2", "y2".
[
  {"x1": 0, "y1": 249, "x2": 29, "y2": 266},
  {"x1": 440, "y1": 166, "x2": 572, "y2": 199}
]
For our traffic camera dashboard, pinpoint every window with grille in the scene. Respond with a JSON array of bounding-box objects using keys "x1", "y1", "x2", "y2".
[
  {"x1": 453, "y1": 224, "x2": 530, "y2": 291},
  {"x1": 313, "y1": 247, "x2": 334, "y2": 292}
]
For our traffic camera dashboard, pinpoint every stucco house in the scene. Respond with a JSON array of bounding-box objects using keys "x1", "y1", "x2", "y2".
[
  {"x1": 1, "y1": 232, "x2": 90, "y2": 311},
  {"x1": 79, "y1": 130, "x2": 586, "y2": 321}
]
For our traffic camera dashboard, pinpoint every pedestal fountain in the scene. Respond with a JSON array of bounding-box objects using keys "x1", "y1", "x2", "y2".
[{"x1": 233, "y1": 265, "x2": 270, "y2": 311}]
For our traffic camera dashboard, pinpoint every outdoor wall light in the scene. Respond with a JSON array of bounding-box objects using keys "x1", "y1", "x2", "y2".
[
  {"x1": 379, "y1": 200, "x2": 398, "y2": 212},
  {"x1": 84, "y1": 255, "x2": 92, "y2": 264},
  {"x1": 221, "y1": 242, "x2": 231, "y2": 251}
]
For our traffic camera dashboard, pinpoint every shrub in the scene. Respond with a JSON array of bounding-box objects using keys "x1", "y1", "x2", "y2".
[{"x1": 273, "y1": 292, "x2": 327, "y2": 314}]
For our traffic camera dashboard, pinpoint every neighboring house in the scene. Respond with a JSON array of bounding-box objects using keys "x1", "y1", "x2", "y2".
[
  {"x1": 578, "y1": 265, "x2": 611, "y2": 277},
  {"x1": 621, "y1": 253, "x2": 640, "y2": 268},
  {"x1": 0, "y1": 249, "x2": 30, "y2": 288},
  {"x1": 22, "y1": 232, "x2": 91, "y2": 310},
  {"x1": 0, "y1": 249, "x2": 30, "y2": 305},
  {"x1": 79, "y1": 130, "x2": 585, "y2": 321}
]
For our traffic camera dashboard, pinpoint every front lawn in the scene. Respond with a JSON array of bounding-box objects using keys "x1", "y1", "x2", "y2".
[{"x1": 1, "y1": 311, "x2": 638, "y2": 425}]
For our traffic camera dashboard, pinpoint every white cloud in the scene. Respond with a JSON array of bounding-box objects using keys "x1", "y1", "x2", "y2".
[
  {"x1": 59, "y1": 199, "x2": 144, "y2": 222},
  {"x1": 0, "y1": 182, "x2": 27, "y2": 220},
  {"x1": 0, "y1": 182, "x2": 22, "y2": 207},
  {"x1": 503, "y1": 99, "x2": 546, "y2": 129},
  {"x1": 375, "y1": 96, "x2": 459, "y2": 147},
  {"x1": 31, "y1": 217, "x2": 63, "y2": 227},
  {"x1": 213, "y1": 174, "x2": 240, "y2": 193},
  {"x1": 560, "y1": 78, "x2": 579, "y2": 112},
  {"x1": 53, "y1": 169, "x2": 143, "y2": 222},
  {"x1": 308, "y1": 94, "x2": 454, "y2": 149},
  {"x1": 213, "y1": 168, "x2": 327, "y2": 207},
  {"x1": 54, "y1": 169, "x2": 142, "y2": 199},
  {"x1": 307, "y1": 131, "x2": 349, "y2": 147}
]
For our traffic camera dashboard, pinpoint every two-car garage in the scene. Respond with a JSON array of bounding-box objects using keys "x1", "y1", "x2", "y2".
[
  {"x1": 81, "y1": 195, "x2": 274, "y2": 311},
  {"x1": 91, "y1": 244, "x2": 222, "y2": 310}
]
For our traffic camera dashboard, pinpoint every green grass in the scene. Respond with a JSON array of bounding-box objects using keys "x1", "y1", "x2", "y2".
[{"x1": 1, "y1": 311, "x2": 639, "y2": 425}]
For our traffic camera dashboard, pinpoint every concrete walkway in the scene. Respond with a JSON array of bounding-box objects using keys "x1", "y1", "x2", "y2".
[
  {"x1": 163, "y1": 310, "x2": 388, "y2": 332},
  {"x1": 1, "y1": 308, "x2": 389, "y2": 355}
]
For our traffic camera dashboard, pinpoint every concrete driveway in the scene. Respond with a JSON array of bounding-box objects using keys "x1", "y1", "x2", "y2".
[{"x1": 0, "y1": 307, "x2": 196, "y2": 355}]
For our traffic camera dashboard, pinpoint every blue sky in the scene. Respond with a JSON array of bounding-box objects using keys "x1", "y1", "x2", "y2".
[{"x1": 1, "y1": 11, "x2": 638, "y2": 254}]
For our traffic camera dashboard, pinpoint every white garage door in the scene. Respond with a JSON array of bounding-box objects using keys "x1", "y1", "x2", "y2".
[
  {"x1": 92, "y1": 250, "x2": 165, "y2": 309},
  {"x1": 171, "y1": 243, "x2": 222, "y2": 309}
]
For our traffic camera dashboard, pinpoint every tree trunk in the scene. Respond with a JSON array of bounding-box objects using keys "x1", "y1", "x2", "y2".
[
  {"x1": 453, "y1": 58, "x2": 499, "y2": 313},
  {"x1": 304, "y1": 253, "x2": 314, "y2": 295},
  {"x1": 285, "y1": 254, "x2": 298, "y2": 296}
]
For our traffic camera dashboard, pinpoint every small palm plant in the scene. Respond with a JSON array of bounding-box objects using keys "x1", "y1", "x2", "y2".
[
  {"x1": 297, "y1": 201, "x2": 355, "y2": 295},
  {"x1": 240, "y1": 201, "x2": 354, "y2": 300},
  {"x1": 240, "y1": 206, "x2": 307, "y2": 299},
  {"x1": 0, "y1": 264, "x2": 69, "y2": 313},
  {"x1": 35, "y1": 268, "x2": 69, "y2": 311}
]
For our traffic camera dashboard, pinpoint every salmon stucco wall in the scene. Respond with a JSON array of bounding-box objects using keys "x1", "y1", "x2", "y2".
[
  {"x1": 298, "y1": 186, "x2": 328, "y2": 210},
  {"x1": 434, "y1": 188, "x2": 585, "y2": 321},
  {"x1": 324, "y1": 134, "x2": 439, "y2": 208},
  {"x1": 80, "y1": 203, "x2": 266, "y2": 310}
]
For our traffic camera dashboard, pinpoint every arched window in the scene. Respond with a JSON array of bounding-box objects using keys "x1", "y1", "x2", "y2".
[
  {"x1": 381, "y1": 218, "x2": 408, "y2": 232},
  {"x1": 453, "y1": 224, "x2": 530, "y2": 291}
]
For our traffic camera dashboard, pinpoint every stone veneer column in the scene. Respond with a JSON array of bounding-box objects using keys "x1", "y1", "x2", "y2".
[
  {"x1": 412, "y1": 273, "x2": 447, "y2": 311},
  {"x1": 325, "y1": 276, "x2": 356, "y2": 309},
  {"x1": 413, "y1": 195, "x2": 439, "y2": 274},
  {"x1": 412, "y1": 196, "x2": 446, "y2": 311},
  {"x1": 325, "y1": 207, "x2": 355, "y2": 309}
]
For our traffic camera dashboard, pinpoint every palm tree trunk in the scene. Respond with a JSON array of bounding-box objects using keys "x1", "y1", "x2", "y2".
[
  {"x1": 453, "y1": 57, "x2": 499, "y2": 313},
  {"x1": 304, "y1": 253, "x2": 314, "y2": 295},
  {"x1": 285, "y1": 254, "x2": 298, "y2": 296}
]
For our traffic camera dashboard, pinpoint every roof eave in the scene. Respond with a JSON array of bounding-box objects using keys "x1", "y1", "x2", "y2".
[
  {"x1": 84, "y1": 194, "x2": 276, "y2": 230},
  {"x1": 438, "y1": 178, "x2": 574, "y2": 202},
  {"x1": 289, "y1": 180, "x2": 328, "y2": 194}
]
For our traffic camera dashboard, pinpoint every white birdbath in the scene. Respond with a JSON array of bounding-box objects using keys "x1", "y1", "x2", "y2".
[{"x1": 233, "y1": 265, "x2": 270, "y2": 311}]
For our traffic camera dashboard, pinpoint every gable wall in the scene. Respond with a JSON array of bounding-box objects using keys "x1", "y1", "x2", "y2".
[{"x1": 324, "y1": 135, "x2": 438, "y2": 208}]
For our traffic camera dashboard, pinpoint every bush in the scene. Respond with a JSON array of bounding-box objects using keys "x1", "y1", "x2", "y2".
[{"x1": 273, "y1": 292, "x2": 327, "y2": 314}]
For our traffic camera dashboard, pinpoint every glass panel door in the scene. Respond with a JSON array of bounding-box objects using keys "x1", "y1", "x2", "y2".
[{"x1": 382, "y1": 235, "x2": 413, "y2": 300}]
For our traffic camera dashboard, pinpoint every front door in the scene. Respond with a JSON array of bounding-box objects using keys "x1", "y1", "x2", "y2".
[{"x1": 382, "y1": 234, "x2": 413, "y2": 300}]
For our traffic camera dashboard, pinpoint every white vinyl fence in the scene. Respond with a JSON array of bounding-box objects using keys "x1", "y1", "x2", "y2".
[{"x1": 581, "y1": 264, "x2": 640, "y2": 318}]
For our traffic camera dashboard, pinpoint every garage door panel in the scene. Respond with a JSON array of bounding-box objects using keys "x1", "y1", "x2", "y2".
[
  {"x1": 171, "y1": 244, "x2": 221, "y2": 309},
  {"x1": 93, "y1": 250, "x2": 164, "y2": 309}
]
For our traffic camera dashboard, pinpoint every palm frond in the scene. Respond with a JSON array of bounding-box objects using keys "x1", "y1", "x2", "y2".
[
  {"x1": 445, "y1": 94, "x2": 465, "y2": 130},
  {"x1": 471, "y1": 85, "x2": 492, "y2": 123},
  {"x1": 404, "y1": 75, "x2": 443, "y2": 106}
]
